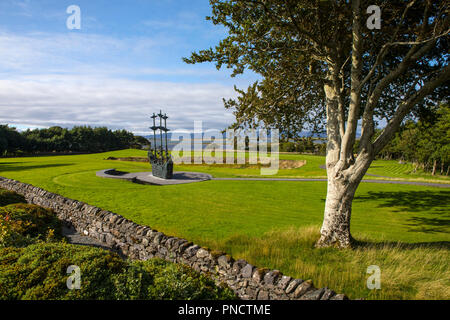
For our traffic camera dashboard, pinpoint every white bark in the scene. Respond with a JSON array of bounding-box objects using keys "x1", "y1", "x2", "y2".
[
  {"x1": 317, "y1": 156, "x2": 371, "y2": 248},
  {"x1": 314, "y1": 0, "x2": 449, "y2": 248},
  {"x1": 318, "y1": 177, "x2": 356, "y2": 248}
]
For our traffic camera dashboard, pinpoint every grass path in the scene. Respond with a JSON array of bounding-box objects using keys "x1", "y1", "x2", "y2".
[{"x1": 212, "y1": 176, "x2": 450, "y2": 188}]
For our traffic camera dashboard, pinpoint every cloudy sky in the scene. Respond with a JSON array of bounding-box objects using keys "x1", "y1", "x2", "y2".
[{"x1": 0, "y1": 0, "x2": 259, "y2": 134}]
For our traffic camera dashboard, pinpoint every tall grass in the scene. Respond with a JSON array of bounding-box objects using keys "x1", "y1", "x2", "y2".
[{"x1": 203, "y1": 226, "x2": 449, "y2": 300}]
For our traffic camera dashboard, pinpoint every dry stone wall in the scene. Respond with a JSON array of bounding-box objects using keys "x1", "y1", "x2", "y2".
[{"x1": 0, "y1": 176, "x2": 347, "y2": 300}]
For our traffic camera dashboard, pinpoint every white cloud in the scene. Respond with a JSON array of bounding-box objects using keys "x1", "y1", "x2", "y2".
[
  {"x1": 0, "y1": 30, "x2": 247, "y2": 134},
  {"x1": 0, "y1": 31, "x2": 173, "y2": 73},
  {"x1": 0, "y1": 75, "x2": 237, "y2": 134}
]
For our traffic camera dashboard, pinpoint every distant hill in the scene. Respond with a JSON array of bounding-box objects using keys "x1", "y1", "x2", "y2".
[{"x1": 142, "y1": 131, "x2": 327, "y2": 141}]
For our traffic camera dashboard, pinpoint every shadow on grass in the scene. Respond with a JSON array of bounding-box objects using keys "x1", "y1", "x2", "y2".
[
  {"x1": 0, "y1": 162, "x2": 75, "y2": 173},
  {"x1": 355, "y1": 190, "x2": 450, "y2": 212},
  {"x1": 355, "y1": 190, "x2": 450, "y2": 234}
]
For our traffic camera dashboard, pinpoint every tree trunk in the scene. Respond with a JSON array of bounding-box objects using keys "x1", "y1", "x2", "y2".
[
  {"x1": 432, "y1": 159, "x2": 437, "y2": 176},
  {"x1": 317, "y1": 152, "x2": 372, "y2": 248},
  {"x1": 316, "y1": 176, "x2": 359, "y2": 248}
]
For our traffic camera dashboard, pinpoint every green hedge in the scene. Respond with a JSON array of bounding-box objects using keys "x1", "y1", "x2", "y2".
[
  {"x1": 0, "y1": 188, "x2": 235, "y2": 300},
  {"x1": 0, "y1": 203, "x2": 62, "y2": 248},
  {"x1": 0, "y1": 242, "x2": 236, "y2": 300},
  {"x1": 0, "y1": 189, "x2": 26, "y2": 207}
]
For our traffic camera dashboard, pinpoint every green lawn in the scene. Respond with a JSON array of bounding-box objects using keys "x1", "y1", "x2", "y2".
[
  {"x1": 170, "y1": 150, "x2": 328, "y2": 178},
  {"x1": 367, "y1": 159, "x2": 450, "y2": 182},
  {"x1": 0, "y1": 149, "x2": 448, "y2": 299},
  {"x1": 110, "y1": 149, "x2": 450, "y2": 182}
]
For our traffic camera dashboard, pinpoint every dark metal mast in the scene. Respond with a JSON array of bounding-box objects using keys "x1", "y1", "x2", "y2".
[
  {"x1": 163, "y1": 112, "x2": 169, "y2": 157},
  {"x1": 158, "y1": 110, "x2": 163, "y2": 161},
  {"x1": 150, "y1": 113, "x2": 157, "y2": 158}
]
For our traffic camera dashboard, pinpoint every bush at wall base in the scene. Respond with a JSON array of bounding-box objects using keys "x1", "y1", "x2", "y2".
[
  {"x1": 0, "y1": 241, "x2": 236, "y2": 300},
  {"x1": 0, "y1": 203, "x2": 62, "y2": 248}
]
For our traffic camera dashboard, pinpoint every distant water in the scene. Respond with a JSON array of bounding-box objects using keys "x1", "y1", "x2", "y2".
[
  {"x1": 148, "y1": 140, "x2": 224, "y2": 151},
  {"x1": 144, "y1": 132, "x2": 326, "y2": 151}
]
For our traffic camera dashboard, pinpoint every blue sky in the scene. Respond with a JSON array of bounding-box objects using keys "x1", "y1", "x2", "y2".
[{"x1": 0, "y1": 0, "x2": 259, "y2": 134}]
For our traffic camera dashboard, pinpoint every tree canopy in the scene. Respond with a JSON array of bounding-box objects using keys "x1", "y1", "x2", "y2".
[
  {"x1": 0, "y1": 125, "x2": 148, "y2": 156},
  {"x1": 184, "y1": 0, "x2": 448, "y2": 140},
  {"x1": 185, "y1": 0, "x2": 449, "y2": 247}
]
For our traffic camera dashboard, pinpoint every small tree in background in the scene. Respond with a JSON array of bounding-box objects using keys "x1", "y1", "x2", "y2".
[{"x1": 382, "y1": 103, "x2": 449, "y2": 175}]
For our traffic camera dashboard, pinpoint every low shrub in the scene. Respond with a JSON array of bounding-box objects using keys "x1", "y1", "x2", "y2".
[
  {"x1": 0, "y1": 189, "x2": 26, "y2": 207},
  {"x1": 0, "y1": 203, "x2": 62, "y2": 248},
  {"x1": 119, "y1": 259, "x2": 235, "y2": 300},
  {"x1": 0, "y1": 242, "x2": 236, "y2": 300}
]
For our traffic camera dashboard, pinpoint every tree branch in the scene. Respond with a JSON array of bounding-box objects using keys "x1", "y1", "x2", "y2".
[
  {"x1": 358, "y1": 37, "x2": 438, "y2": 150},
  {"x1": 358, "y1": 9, "x2": 448, "y2": 91},
  {"x1": 339, "y1": 0, "x2": 363, "y2": 166},
  {"x1": 373, "y1": 64, "x2": 450, "y2": 154}
]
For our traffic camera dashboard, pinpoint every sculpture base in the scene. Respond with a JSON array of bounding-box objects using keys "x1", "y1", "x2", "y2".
[
  {"x1": 151, "y1": 161, "x2": 173, "y2": 179},
  {"x1": 96, "y1": 169, "x2": 212, "y2": 186}
]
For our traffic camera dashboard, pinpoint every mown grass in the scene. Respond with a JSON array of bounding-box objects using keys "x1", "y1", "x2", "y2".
[
  {"x1": 367, "y1": 159, "x2": 450, "y2": 182},
  {"x1": 155, "y1": 149, "x2": 450, "y2": 182},
  {"x1": 0, "y1": 149, "x2": 448, "y2": 299},
  {"x1": 172, "y1": 150, "x2": 327, "y2": 178}
]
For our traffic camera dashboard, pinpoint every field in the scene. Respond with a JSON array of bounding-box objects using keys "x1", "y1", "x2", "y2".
[{"x1": 0, "y1": 149, "x2": 449, "y2": 299}]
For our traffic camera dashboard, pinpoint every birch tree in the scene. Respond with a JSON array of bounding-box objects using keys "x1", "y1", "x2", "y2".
[{"x1": 184, "y1": 0, "x2": 449, "y2": 247}]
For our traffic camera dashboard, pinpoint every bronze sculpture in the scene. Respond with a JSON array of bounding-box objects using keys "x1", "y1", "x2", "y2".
[{"x1": 148, "y1": 110, "x2": 173, "y2": 179}]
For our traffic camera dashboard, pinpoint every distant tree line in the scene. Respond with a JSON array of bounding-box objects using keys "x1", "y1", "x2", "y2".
[
  {"x1": 279, "y1": 103, "x2": 449, "y2": 176},
  {"x1": 0, "y1": 125, "x2": 149, "y2": 156},
  {"x1": 279, "y1": 137, "x2": 326, "y2": 155},
  {"x1": 378, "y1": 104, "x2": 449, "y2": 176}
]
